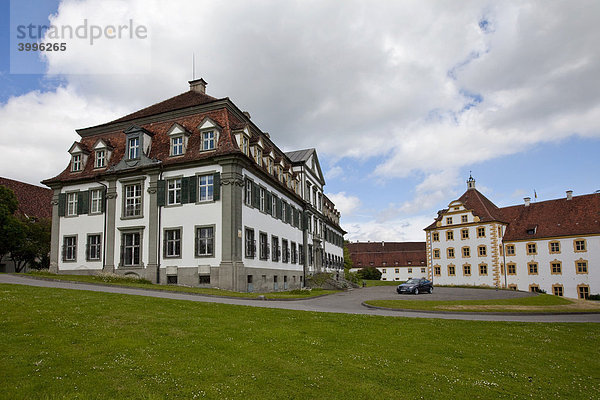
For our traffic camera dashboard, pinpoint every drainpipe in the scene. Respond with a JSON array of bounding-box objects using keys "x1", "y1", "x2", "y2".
[
  {"x1": 96, "y1": 178, "x2": 108, "y2": 272},
  {"x1": 156, "y1": 167, "x2": 163, "y2": 284},
  {"x1": 501, "y1": 234, "x2": 507, "y2": 290}
]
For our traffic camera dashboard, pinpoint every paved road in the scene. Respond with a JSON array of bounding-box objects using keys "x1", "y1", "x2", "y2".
[{"x1": 1, "y1": 274, "x2": 599, "y2": 323}]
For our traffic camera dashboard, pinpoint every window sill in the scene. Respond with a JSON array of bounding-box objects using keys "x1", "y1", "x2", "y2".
[
  {"x1": 165, "y1": 203, "x2": 183, "y2": 208},
  {"x1": 121, "y1": 215, "x2": 144, "y2": 220},
  {"x1": 194, "y1": 254, "x2": 215, "y2": 258},
  {"x1": 118, "y1": 264, "x2": 145, "y2": 269}
]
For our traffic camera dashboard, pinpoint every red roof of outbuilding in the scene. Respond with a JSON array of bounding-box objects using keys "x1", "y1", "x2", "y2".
[
  {"x1": 0, "y1": 177, "x2": 53, "y2": 219},
  {"x1": 348, "y1": 242, "x2": 427, "y2": 267}
]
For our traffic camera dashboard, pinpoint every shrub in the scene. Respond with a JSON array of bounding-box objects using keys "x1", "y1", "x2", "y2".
[
  {"x1": 96, "y1": 272, "x2": 152, "y2": 285},
  {"x1": 358, "y1": 267, "x2": 382, "y2": 280},
  {"x1": 344, "y1": 269, "x2": 360, "y2": 284},
  {"x1": 588, "y1": 294, "x2": 600, "y2": 301},
  {"x1": 306, "y1": 273, "x2": 333, "y2": 287}
]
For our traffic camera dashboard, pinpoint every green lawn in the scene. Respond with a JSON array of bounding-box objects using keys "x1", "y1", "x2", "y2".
[
  {"x1": 1, "y1": 284, "x2": 599, "y2": 399},
  {"x1": 24, "y1": 271, "x2": 337, "y2": 299},
  {"x1": 365, "y1": 295, "x2": 600, "y2": 313}
]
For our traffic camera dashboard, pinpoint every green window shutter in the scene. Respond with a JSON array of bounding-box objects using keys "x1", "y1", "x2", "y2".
[
  {"x1": 276, "y1": 198, "x2": 282, "y2": 219},
  {"x1": 213, "y1": 172, "x2": 221, "y2": 201},
  {"x1": 266, "y1": 192, "x2": 272, "y2": 214},
  {"x1": 78, "y1": 191, "x2": 89, "y2": 215},
  {"x1": 189, "y1": 176, "x2": 197, "y2": 203},
  {"x1": 302, "y1": 212, "x2": 308, "y2": 229},
  {"x1": 181, "y1": 177, "x2": 190, "y2": 203},
  {"x1": 286, "y1": 205, "x2": 292, "y2": 223},
  {"x1": 157, "y1": 180, "x2": 166, "y2": 207},
  {"x1": 100, "y1": 188, "x2": 106, "y2": 213},
  {"x1": 252, "y1": 182, "x2": 260, "y2": 208},
  {"x1": 58, "y1": 193, "x2": 66, "y2": 217}
]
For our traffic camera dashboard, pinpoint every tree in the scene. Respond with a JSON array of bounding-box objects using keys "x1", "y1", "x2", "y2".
[
  {"x1": 358, "y1": 267, "x2": 382, "y2": 280},
  {"x1": 343, "y1": 241, "x2": 353, "y2": 270},
  {"x1": 0, "y1": 186, "x2": 19, "y2": 264}
]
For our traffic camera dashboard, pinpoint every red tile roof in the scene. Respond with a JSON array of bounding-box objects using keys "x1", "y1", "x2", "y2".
[
  {"x1": 0, "y1": 177, "x2": 53, "y2": 220},
  {"x1": 425, "y1": 188, "x2": 600, "y2": 241},
  {"x1": 348, "y1": 242, "x2": 426, "y2": 267}
]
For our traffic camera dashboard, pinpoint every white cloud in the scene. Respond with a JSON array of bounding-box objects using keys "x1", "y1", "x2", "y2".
[
  {"x1": 343, "y1": 215, "x2": 432, "y2": 242},
  {"x1": 327, "y1": 192, "x2": 361, "y2": 218},
  {"x1": 325, "y1": 166, "x2": 343, "y2": 180}
]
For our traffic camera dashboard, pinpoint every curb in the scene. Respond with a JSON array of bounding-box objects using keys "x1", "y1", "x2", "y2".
[
  {"x1": 15, "y1": 274, "x2": 339, "y2": 302},
  {"x1": 360, "y1": 301, "x2": 600, "y2": 316}
]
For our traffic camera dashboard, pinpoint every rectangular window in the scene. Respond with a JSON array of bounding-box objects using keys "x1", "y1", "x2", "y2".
[
  {"x1": 267, "y1": 157, "x2": 273, "y2": 174},
  {"x1": 574, "y1": 239, "x2": 586, "y2": 252},
  {"x1": 198, "y1": 174, "x2": 214, "y2": 201},
  {"x1": 478, "y1": 245, "x2": 487, "y2": 257},
  {"x1": 128, "y1": 137, "x2": 139, "y2": 159},
  {"x1": 171, "y1": 136, "x2": 184, "y2": 156},
  {"x1": 421, "y1": 268, "x2": 426, "y2": 273},
  {"x1": 576, "y1": 260, "x2": 588, "y2": 274},
  {"x1": 259, "y1": 187, "x2": 266, "y2": 212},
  {"x1": 553, "y1": 285, "x2": 563, "y2": 297},
  {"x1": 433, "y1": 249, "x2": 440, "y2": 259},
  {"x1": 578, "y1": 285, "x2": 589, "y2": 300},
  {"x1": 67, "y1": 192, "x2": 78, "y2": 216},
  {"x1": 271, "y1": 194, "x2": 277, "y2": 218},
  {"x1": 124, "y1": 183, "x2": 142, "y2": 217},
  {"x1": 254, "y1": 147, "x2": 262, "y2": 166},
  {"x1": 407, "y1": 267, "x2": 412, "y2": 274},
  {"x1": 90, "y1": 189, "x2": 102, "y2": 214},
  {"x1": 245, "y1": 180, "x2": 253, "y2": 206},
  {"x1": 308, "y1": 244, "x2": 313, "y2": 266},
  {"x1": 551, "y1": 261, "x2": 562, "y2": 275},
  {"x1": 461, "y1": 229, "x2": 469, "y2": 239},
  {"x1": 195, "y1": 227, "x2": 214, "y2": 257},
  {"x1": 167, "y1": 178, "x2": 182, "y2": 205},
  {"x1": 446, "y1": 217, "x2": 452, "y2": 225},
  {"x1": 446, "y1": 230, "x2": 454, "y2": 240},
  {"x1": 479, "y1": 264, "x2": 488, "y2": 275},
  {"x1": 549, "y1": 241, "x2": 560, "y2": 254},
  {"x1": 95, "y1": 150, "x2": 105, "y2": 168},
  {"x1": 164, "y1": 229, "x2": 181, "y2": 258},
  {"x1": 202, "y1": 131, "x2": 215, "y2": 150},
  {"x1": 72, "y1": 154, "x2": 81, "y2": 171},
  {"x1": 63, "y1": 236, "x2": 77, "y2": 261},
  {"x1": 432, "y1": 232, "x2": 439, "y2": 241},
  {"x1": 282, "y1": 201, "x2": 287, "y2": 223},
  {"x1": 462, "y1": 247, "x2": 470, "y2": 257},
  {"x1": 461, "y1": 215, "x2": 468, "y2": 223},
  {"x1": 259, "y1": 232, "x2": 269, "y2": 260},
  {"x1": 291, "y1": 242, "x2": 297, "y2": 264},
  {"x1": 282, "y1": 239, "x2": 289, "y2": 263},
  {"x1": 448, "y1": 265, "x2": 456, "y2": 276},
  {"x1": 507, "y1": 263, "x2": 516, "y2": 275},
  {"x1": 271, "y1": 236, "x2": 279, "y2": 262},
  {"x1": 299, "y1": 244, "x2": 304, "y2": 264},
  {"x1": 463, "y1": 264, "x2": 471, "y2": 276},
  {"x1": 122, "y1": 232, "x2": 141, "y2": 266},
  {"x1": 527, "y1": 243, "x2": 537, "y2": 255},
  {"x1": 245, "y1": 228, "x2": 255, "y2": 258},
  {"x1": 528, "y1": 262, "x2": 538, "y2": 275},
  {"x1": 87, "y1": 234, "x2": 101, "y2": 261},
  {"x1": 477, "y1": 227, "x2": 485, "y2": 238},
  {"x1": 434, "y1": 266, "x2": 441, "y2": 276},
  {"x1": 242, "y1": 136, "x2": 249, "y2": 156},
  {"x1": 506, "y1": 244, "x2": 515, "y2": 256},
  {"x1": 447, "y1": 248, "x2": 455, "y2": 258}
]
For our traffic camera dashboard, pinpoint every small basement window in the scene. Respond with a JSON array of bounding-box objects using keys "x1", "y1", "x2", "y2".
[
  {"x1": 199, "y1": 275, "x2": 210, "y2": 285},
  {"x1": 167, "y1": 275, "x2": 178, "y2": 284}
]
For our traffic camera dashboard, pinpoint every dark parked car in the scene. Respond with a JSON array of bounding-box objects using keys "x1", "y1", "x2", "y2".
[{"x1": 397, "y1": 278, "x2": 433, "y2": 295}]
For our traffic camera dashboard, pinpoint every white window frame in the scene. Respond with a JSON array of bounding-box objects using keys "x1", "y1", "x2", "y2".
[
  {"x1": 202, "y1": 131, "x2": 215, "y2": 151},
  {"x1": 259, "y1": 187, "x2": 265, "y2": 212},
  {"x1": 128, "y1": 137, "x2": 140, "y2": 159},
  {"x1": 122, "y1": 232, "x2": 141, "y2": 266},
  {"x1": 90, "y1": 189, "x2": 102, "y2": 214},
  {"x1": 198, "y1": 174, "x2": 214, "y2": 202},
  {"x1": 95, "y1": 150, "x2": 105, "y2": 168},
  {"x1": 167, "y1": 178, "x2": 182, "y2": 205},
  {"x1": 124, "y1": 183, "x2": 142, "y2": 217},
  {"x1": 63, "y1": 236, "x2": 77, "y2": 261},
  {"x1": 195, "y1": 226, "x2": 214, "y2": 257},
  {"x1": 165, "y1": 228, "x2": 182, "y2": 258},
  {"x1": 67, "y1": 192, "x2": 78, "y2": 216},
  {"x1": 71, "y1": 154, "x2": 81, "y2": 171},
  {"x1": 171, "y1": 136, "x2": 184, "y2": 156},
  {"x1": 87, "y1": 234, "x2": 102, "y2": 261}
]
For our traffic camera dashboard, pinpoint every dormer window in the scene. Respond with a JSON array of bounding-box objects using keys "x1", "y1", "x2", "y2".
[
  {"x1": 278, "y1": 167, "x2": 283, "y2": 182},
  {"x1": 267, "y1": 157, "x2": 274, "y2": 174},
  {"x1": 172, "y1": 137, "x2": 184, "y2": 156},
  {"x1": 202, "y1": 131, "x2": 215, "y2": 151},
  {"x1": 128, "y1": 137, "x2": 140, "y2": 159},
  {"x1": 72, "y1": 154, "x2": 82, "y2": 171},
  {"x1": 95, "y1": 150, "x2": 105, "y2": 168},
  {"x1": 242, "y1": 136, "x2": 249, "y2": 156},
  {"x1": 254, "y1": 147, "x2": 262, "y2": 166}
]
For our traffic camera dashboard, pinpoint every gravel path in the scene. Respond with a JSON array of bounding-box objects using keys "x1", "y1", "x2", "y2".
[{"x1": 1, "y1": 274, "x2": 598, "y2": 323}]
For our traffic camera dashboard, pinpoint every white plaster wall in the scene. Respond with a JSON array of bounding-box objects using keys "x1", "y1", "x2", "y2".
[
  {"x1": 160, "y1": 165, "x2": 223, "y2": 268},
  {"x1": 242, "y1": 169, "x2": 303, "y2": 272},
  {"x1": 380, "y1": 265, "x2": 428, "y2": 281},
  {"x1": 59, "y1": 181, "x2": 108, "y2": 271}
]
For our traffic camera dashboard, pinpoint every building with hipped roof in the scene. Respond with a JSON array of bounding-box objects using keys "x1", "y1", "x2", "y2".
[
  {"x1": 43, "y1": 79, "x2": 345, "y2": 291},
  {"x1": 424, "y1": 176, "x2": 599, "y2": 299},
  {"x1": 348, "y1": 241, "x2": 427, "y2": 281}
]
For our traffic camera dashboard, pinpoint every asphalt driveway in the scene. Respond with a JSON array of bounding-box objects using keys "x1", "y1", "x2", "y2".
[{"x1": 1, "y1": 274, "x2": 598, "y2": 323}]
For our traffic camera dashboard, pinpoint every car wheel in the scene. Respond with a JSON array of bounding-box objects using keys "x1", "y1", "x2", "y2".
[
  {"x1": 414, "y1": 288, "x2": 419, "y2": 295},
  {"x1": 428, "y1": 287, "x2": 433, "y2": 294}
]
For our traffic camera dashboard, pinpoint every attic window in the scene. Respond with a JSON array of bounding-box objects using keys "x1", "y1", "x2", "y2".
[
  {"x1": 202, "y1": 131, "x2": 215, "y2": 151},
  {"x1": 254, "y1": 147, "x2": 262, "y2": 166},
  {"x1": 241, "y1": 136, "x2": 249, "y2": 156},
  {"x1": 526, "y1": 227, "x2": 537, "y2": 235},
  {"x1": 72, "y1": 154, "x2": 82, "y2": 171},
  {"x1": 95, "y1": 150, "x2": 105, "y2": 168},
  {"x1": 171, "y1": 137, "x2": 184, "y2": 156},
  {"x1": 128, "y1": 137, "x2": 140, "y2": 159}
]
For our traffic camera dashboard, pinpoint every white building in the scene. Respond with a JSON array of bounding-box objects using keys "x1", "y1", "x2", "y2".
[
  {"x1": 43, "y1": 79, "x2": 345, "y2": 292},
  {"x1": 348, "y1": 242, "x2": 427, "y2": 281},
  {"x1": 424, "y1": 176, "x2": 599, "y2": 299}
]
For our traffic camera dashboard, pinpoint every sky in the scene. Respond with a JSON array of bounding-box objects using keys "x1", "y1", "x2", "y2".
[{"x1": 1, "y1": 0, "x2": 599, "y2": 242}]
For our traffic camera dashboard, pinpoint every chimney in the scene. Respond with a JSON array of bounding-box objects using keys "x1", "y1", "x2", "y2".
[
  {"x1": 188, "y1": 78, "x2": 207, "y2": 94},
  {"x1": 524, "y1": 197, "x2": 531, "y2": 207},
  {"x1": 382, "y1": 241, "x2": 385, "y2": 247},
  {"x1": 566, "y1": 190, "x2": 573, "y2": 200}
]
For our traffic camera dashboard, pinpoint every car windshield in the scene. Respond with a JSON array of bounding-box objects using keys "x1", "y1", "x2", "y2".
[{"x1": 406, "y1": 279, "x2": 421, "y2": 284}]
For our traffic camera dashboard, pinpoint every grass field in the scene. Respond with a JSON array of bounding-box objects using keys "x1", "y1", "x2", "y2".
[
  {"x1": 24, "y1": 271, "x2": 338, "y2": 299},
  {"x1": 1, "y1": 284, "x2": 599, "y2": 399},
  {"x1": 365, "y1": 295, "x2": 600, "y2": 313}
]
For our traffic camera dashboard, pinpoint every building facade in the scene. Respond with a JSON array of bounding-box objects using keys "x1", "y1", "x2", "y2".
[
  {"x1": 425, "y1": 176, "x2": 599, "y2": 299},
  {"x1": 348, "y1": 241, "x2": 427, "y2": 281},
  {"x1": 43, "y1": 79, "x2": 345, "y2": 292}
]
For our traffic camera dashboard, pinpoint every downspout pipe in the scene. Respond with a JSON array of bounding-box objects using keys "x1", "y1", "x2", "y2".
[
  {"x1": 156, "y1": 167, "x2": 163, "y2": 284},
  {"x1": 96, "y1": 178, "x2": 108, "y2": 272}
]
